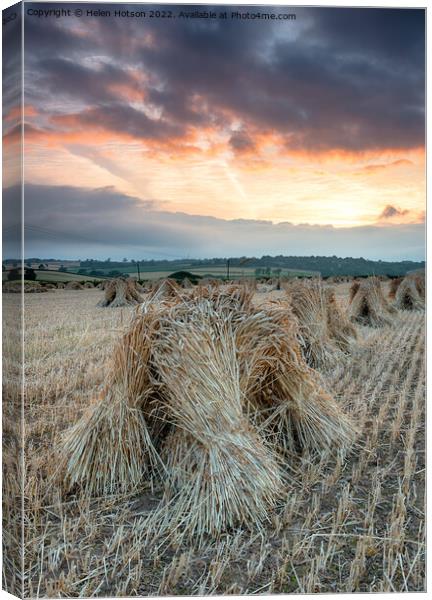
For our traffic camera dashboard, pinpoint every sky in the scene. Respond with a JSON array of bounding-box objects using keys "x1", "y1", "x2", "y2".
[{"x1": 2, "y1": 2, "x2": 426, "y2": 261}]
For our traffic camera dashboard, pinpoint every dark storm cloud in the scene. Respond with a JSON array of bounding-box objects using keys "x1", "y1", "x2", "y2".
[
  {"x1": 311, "y1": 8, "x2": 424, "y2": 68},
  {"x1": 54, "y1": 104, "x2": 185, "y2": 140},
  {"x1": 35, "y1": 58, "x2": 140, "y2": 104},
  {"x1": 229, "y1": 130, "x2": 256, "y2": 152},
  {"x1": 379, "y1": 205, "x2": 409, "y2": 219},
  {"x1": 3, "y1": 3, "x2": 22, "y2": 122},
  {"x1": 2, "y1": 184, "x2": 425, "y2": 262},
  {"x1": 23, "y1": 4, "x2": 425, "y2": 151}
]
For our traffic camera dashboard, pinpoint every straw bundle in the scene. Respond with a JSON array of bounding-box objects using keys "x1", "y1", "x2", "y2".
[
  {"x1": 199, "y1": 278, "x2": 220, "y2": 289},
  {"x1": 60, "y1": 304, "x2": 166, "y2": 495},
  {"x1": 84, "y1": 281, "x2": 94, "y2": 289},
  {"x1": 56, "y1": 282, "x2": 65, "y2": 289},
  {"x1": 97, "y1": 278, "x2": 143, "y2": 308},
  {"x1": 59, "y1": 288, "x2": 356, "y2": 539},
  {"x1": 150, "y1": 278, "x2": 182, "y2": 301},
  {"x1": 245, "y1": 278, "x2": 258, "y2": 292},
  {"x1": 66, "y1": 281, "x2": 84, "y2": 290},
  {"x1": 190, "y1": 283, "x2": 253, "y2": 314},
  {"x1": 349, "y1": 277, "x2": 395, "y2": 327},
  {"x1": 181, "y1": 277, "x2": 193, "y2": 289},
  {"x1": 153, "y1": 301, "x2": 283, "y2": 538},
  {"x1": 325, "y1": 288, "x2": 357, "y2": 351},
  {"x1": 285, "y1": 279, "x2": 342, "y2": 369},
  {"x1": 216, "y1": 285, "x2": 253, "y2": 311},
  {"x1": 28, "y1": 282, "x2": 48, "y2": 293},
  {"x1": 3, "y1": 282, "x2": 20, "y2": 293},
  {"x1": 349, "y1": 281, "x2": 361, "y2": 303},
  {"x1": 394, "y1": 277, "x2": 424, "y2": 311},
  {"x1": 388, "y1": 277, "x2": 403, "y2": 300},
  {"x1": 234, "y1": 304, "x2": 356, "y2": 455},
  {"x1": 3, "y1": 282, "x2": 47, "y2": 293},
  {"x1": 414, "y1": 274, "x2": 425, "y2": 299}
]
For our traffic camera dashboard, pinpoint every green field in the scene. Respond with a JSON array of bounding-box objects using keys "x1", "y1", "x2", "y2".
[
  {"x1": 128, "y1": 266, "x2": 317, "y2": 281},
  {"x1": 2, "y1": 271, "x2": 103, "y2": 283},
  {"x1": 3, "y1": 265, "x2": 318, "y2": 284}
]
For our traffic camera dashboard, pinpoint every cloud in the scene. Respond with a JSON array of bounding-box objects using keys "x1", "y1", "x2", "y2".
[
  {"x1": 379, "y1": 205, "x2": 409, "y2": 219},
  {"x1": 3, "y1": 5, "x2": 22, "y2": 131},
  {"x1": 52, "y1": 103, "x2": 185, "y2": 142},
  {"x1": 358, "y1": 159, "x2": 414, "y2": 174},
  {"x1": 2, "y1": 184, "x2": 425, "y2": 262},
  {"x1": 23, "y1": 4, "x2": 425, "y2": 154},
  {"x1": 229, "y1": 130, "x2": 256, "y2": 153}
]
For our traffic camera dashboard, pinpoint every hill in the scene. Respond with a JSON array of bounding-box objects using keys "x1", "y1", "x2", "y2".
[{"x1": 4, "y1": 255, "x2": 425, "y2": 280}]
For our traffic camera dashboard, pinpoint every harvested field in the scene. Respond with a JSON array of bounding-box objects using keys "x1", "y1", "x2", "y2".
[{"x1": 2, "y1": 282, "x2": 425, "y2": 595}]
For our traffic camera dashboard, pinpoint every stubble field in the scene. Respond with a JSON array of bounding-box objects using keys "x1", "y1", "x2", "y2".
[{"x1": 2, "y1": 281, "x2": 425, "y2": 596}]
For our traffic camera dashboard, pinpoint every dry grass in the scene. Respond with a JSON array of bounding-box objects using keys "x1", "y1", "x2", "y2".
[{"x1": 2, "y1": 283, "x2": 425, "y2": 596}]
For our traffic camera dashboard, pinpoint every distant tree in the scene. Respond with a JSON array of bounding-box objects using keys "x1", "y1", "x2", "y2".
[
  {"x1": 38, "y1": 263, "x2": 45, "y2": 270},
  {"x1": 123, "y1": 258, "x2": 128, "y2": 262},
  {"x1": 7, "y1": 268, "x2": 20, "y2": 281},
  {"x1": 24, "y1": 268, "x2": 36, "y2": 281},
  {"x1": 59, "y1": 265, "x2": 68, "y2": 272},
  {"x1": 168, "y1": 271, "x2": 201, "y2": 284}
]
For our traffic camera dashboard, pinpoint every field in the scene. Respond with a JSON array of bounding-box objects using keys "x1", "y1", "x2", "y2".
[
  {"x1": 2, "y1": 270, "x2": 105, "y2": 283},
  {"x1": 131, "y1": 266, "x2": 318, "y2": 281},
  {"x1": 2, "y1": 281, "x2": 425, "y2": 596},
  {"x1": 4, "y1": 266, "x2": 318, "y2": 283}
]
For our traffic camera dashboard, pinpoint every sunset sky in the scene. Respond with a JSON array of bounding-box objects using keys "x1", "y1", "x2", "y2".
[{"x1": 3, "y1": 3, "x2": 425, "y2": 260}]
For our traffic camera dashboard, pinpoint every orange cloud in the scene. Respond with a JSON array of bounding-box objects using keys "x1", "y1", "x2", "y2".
[
  {"x1": 357, "y1": 158, "x2": 414, "y2": 175},
  {"x1": 4, "y1": 104, "x2": 38, "y2": 122},
  {"x1": 376, "y1": 204, "x2": 424, "y2": 225}
]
